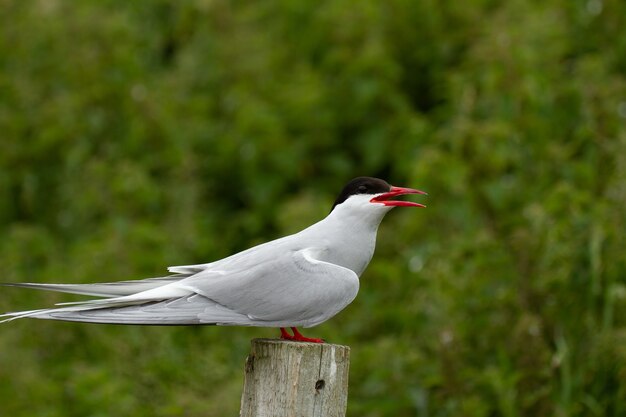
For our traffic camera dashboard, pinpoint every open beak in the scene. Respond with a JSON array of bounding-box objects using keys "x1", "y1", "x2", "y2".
[{"x1": 370, "y1": 186, "x2": 427, "y2": 208}]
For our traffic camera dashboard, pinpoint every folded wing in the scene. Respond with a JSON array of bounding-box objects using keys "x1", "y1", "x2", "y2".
[
  {"x1": 182, "y1": 248, "x2": 360, "y2": 327},
  {"x1": 1, "y1": 247, "x2": 359, "y2": 328}
]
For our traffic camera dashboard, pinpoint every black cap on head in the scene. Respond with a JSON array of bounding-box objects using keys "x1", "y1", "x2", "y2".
[{"x1": 331, "y1": 177, "x2": 391, "y2": 211}]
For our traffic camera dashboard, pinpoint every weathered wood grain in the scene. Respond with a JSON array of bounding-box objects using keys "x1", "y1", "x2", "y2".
[{"x1": 240, "y1": 339, "x2": 350, "y2": 417}]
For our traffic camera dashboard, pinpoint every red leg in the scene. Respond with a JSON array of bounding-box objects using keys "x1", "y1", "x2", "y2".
[
  {"x1": 279, "y1": 327, "x2": 324, "y2": 343},
  {"x1": 280, "y1": 327, "x2": 294, "y2": 340},
  {"x1": 290, "y1": 327, "x2": 324, "y2": 343}
]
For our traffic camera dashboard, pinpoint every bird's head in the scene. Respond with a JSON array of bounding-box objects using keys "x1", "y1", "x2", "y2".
[{"x1": 331, "y1": 177, "x2": 426, "y2": 216}]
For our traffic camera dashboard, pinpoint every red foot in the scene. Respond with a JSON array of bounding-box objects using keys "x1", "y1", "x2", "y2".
[{"x1": 280, "y1": 327, "x2": 324, "y2": 343}]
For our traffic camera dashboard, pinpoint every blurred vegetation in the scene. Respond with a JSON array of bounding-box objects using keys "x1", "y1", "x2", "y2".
[{"x1": 1, "y1": 0, "x2": 626, "y2": 416}]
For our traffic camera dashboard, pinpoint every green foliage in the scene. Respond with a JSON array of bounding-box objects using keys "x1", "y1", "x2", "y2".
[{"x1": 1, "y1": 0, "x2": 625, "y2": 416}]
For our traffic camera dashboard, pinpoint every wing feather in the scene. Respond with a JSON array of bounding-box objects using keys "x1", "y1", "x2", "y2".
[
  {"x1": 182, "y1": 248, "x2": 359, "y2": 327},
  {"x1": 1, "y1": 294, "x2": 253, "y2": 325},
  {"x1": 0, "y1": 276, "x2": 184, "y2": 297}
]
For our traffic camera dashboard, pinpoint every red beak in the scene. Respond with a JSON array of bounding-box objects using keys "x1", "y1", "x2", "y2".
[{"x1": 370, "y1": 186, "x2": 427, "y2": 207}]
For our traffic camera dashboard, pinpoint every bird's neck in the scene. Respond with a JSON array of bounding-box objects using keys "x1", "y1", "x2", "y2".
[{"x1": 304, "y1": 204, "x2": 391, "y2": 276}]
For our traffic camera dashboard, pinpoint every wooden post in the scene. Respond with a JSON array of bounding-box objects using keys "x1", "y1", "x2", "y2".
[{"x1": 239, "y1": 338, "x2": 351, "y2": 417}]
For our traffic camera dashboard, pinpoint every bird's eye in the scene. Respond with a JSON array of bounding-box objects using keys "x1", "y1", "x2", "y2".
[{"x1": 358, "y1": 185, "x2": 368, "y2": 193}]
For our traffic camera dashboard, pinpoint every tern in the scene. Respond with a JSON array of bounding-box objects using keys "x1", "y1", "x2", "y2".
[{"x1": 1, "y1": 177, "x2": 426, "y2": 342}]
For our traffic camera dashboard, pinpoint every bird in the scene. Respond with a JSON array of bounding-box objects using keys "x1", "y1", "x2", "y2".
[{"x1": 1, "y1": 176, "x2": 426, "y2": 343}]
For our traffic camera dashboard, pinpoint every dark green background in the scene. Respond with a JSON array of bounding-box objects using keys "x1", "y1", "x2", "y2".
[{"x1": 1, "y1": 1, "x2": 625, "y2": 416}]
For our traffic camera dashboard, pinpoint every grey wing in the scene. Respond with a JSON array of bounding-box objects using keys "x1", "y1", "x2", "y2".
[
  {"x1": 1, "y1": 294, "x2": 254, "y2": 325},
  {"x1": 179, "y1": 248, "x2": 360, "y2": 328},
  {"x1": 1, "y1": 243, "x2": 358, "y2": 327},
  {"x1": 0, "y1": 276, "x2": 183, "y2": 297}
]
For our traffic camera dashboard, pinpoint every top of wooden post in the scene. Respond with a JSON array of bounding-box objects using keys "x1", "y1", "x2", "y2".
[{"x1": 240, "y1": 339, "x2": 351, "y2": 417}]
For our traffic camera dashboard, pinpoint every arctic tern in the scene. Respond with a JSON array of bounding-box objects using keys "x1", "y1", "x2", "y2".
[{"x1": 1, "y1": 177, "x2": 426, "y2": 343}]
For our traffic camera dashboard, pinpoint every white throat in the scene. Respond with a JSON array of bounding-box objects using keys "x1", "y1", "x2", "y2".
[{"x1": 303, "y1": 194, "x2": 393, "y2": 276}]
